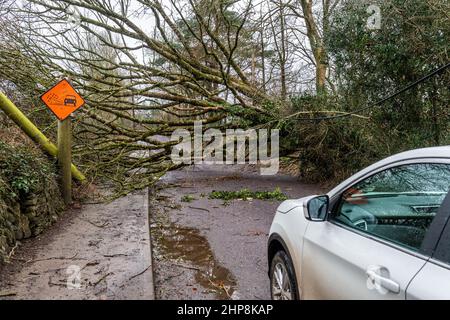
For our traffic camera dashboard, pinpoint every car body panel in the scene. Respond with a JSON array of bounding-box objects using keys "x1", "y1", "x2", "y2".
[
  {"x1": 268, "y1": 146, "x2": 450, "y2": 300},
  {"x1": 406, "y1": 260, "x2": 450, "y2": 299},
  {"x1": 302, "y1": 220, "x2": 428, "y2": 299},
  {"x1": 270, "y1": 199, "x2": 311, "y2": 295},
  {"x1": 276, "y1": 199, "x2": 305, "y2": 214}
]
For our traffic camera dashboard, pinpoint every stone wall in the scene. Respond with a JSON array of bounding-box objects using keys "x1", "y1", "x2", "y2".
[{"x1": 0, "y1": 142, "x2": 65, "y2": 263}]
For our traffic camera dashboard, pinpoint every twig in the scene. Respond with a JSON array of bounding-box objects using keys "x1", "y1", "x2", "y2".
[
  {"x1": 208, "y1": 279, "x2": 231, "y2": 299},
  {"x1": 171, "y1": 262, "x2": 202, "y2": 272},
  {"x1": 188, "y1": 206, "x2": 210, "y2": 212},
  {"x1": 103, "y1": 253, "x2": 129, "y2": 258},
  {"x1": 128, "y1": 265, "x2": 152, "y2": 281},
  {"x1": 48, "y1": 281, "x2": 67, "y2": 288},
  {"x1": 223, "y1": 286, "x2": 231, "y2": 299},
  {"x1": 27, "y1": 253, "x2": 81, "y2": 263},
  {"x1": 81, "y1": 261, "x2": 100, "y2": 271},
  {"x1": 7, "y1": 243, "x2": 19, "y2": 260},
  {"x1": 92, "y1": 272, "x2": 113, "y2": 287},
  {"x1": 0, "y1": 291, "x2": 17, "y2": 297},
  {"x1": 81, "y1": 218, "x2": 109, "y2": 228}
]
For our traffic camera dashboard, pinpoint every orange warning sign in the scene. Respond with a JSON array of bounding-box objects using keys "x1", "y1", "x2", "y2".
[{"x1": 41, "y1": 79, "x2": 85, "y2": 121}]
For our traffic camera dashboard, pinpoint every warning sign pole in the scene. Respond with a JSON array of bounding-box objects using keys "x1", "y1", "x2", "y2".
[
  {"x1": 58, "y1": 117, "x2": 72, "y2": 205},
  {"x1": 40, "y1": 78, "x2": 85, "y2": 205}
]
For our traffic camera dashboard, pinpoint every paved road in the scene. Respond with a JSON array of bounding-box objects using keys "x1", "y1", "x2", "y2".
[
  {"x1": 0, "y1": 164, "x2": 323, "y2": 300},
  {"x1": 150, "y1": 165, "x2": 323, "y2": 300},
  {"x1": 0, "y1": 189, "x2": 153, "y2": 300}
]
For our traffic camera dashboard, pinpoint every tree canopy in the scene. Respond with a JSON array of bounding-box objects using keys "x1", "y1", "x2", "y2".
[{"x1": 0, "y1": 0, "x2": 448, "y2": 194}]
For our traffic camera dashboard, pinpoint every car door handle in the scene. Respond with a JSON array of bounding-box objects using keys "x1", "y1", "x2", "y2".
[{"x1": 367, "y1": 270, "x2": 400, "y2": 294}]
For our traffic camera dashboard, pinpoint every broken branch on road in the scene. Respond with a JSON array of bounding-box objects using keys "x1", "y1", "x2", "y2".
[{"x1": 128, "y1": 265, "x2": 152, "y2": 281}]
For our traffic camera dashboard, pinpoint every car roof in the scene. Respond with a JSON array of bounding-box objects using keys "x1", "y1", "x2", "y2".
[
  {"x1": 328, "y1": 146, "x2": 450, "y2": 197},
  {"x1": 380, "y1": 146, "x2": 450, "y2": 163}
]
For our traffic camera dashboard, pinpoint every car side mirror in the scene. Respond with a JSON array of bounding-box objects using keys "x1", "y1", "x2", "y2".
[{"x1": 305, "y1": 195, "x2": 329, "y2": 221}]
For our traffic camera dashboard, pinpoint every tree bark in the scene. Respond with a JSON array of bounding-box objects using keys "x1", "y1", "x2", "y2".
[{"x1": 299, "y1": 0, "x2": 328, "y2": 95}]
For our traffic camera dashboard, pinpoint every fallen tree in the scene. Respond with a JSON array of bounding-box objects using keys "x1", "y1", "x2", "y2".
[
  {"x1": 0, "y1": 0, "x2": 447, "y2": 196},
  {"x1": 0, "y1": 0, "x2": 282, "y2": 197},
  {"x1": 0, "y1": 92, "x2": 86, "y2": 182}
]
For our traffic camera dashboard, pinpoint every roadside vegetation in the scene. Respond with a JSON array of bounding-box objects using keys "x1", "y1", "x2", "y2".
[
  {"x1": 209, "y1": 188, "x2": 288, "y2": 202},
  {"x1": 181, "y1": 195, "x2": 197, "y2": 203},
  {"x1": 0, "y1": 128, "x2": 64, "y2": 263}
]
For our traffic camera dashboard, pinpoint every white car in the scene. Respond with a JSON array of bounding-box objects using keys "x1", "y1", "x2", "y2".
[{"x1": 268, "y1": 146, "x2": 450, "y2": 300}]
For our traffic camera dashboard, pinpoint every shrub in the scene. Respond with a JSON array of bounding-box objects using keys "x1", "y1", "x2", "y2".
[
  {"x1": 0, "y1": 141, "x2": 55, "y2": 198},
  {"x1": 209, "y1": 188, "x2": 288, "y2": 202}
]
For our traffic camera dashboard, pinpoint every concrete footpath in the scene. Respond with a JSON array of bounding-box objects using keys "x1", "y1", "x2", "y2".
[{"x1": 0, "y1": 189, "x2": 154, "y2": 300}]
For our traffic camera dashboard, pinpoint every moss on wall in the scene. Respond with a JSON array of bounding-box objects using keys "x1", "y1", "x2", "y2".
[{"x1": 0, "y1": 140, "x2": 64, "y2": 263}]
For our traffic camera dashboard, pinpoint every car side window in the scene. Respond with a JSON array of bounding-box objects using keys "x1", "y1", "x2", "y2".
[
  {"x1": 331, "y1": 163, "x2": 450, "y2": 252},
  {"x1": 432, "y1": 192, "x2": 450, "y2": 264}
]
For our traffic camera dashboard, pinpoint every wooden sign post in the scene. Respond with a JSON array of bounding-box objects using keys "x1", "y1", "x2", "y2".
[
  {"x1": 41, "y1": 79, "x2": 85, "y2": 205},
  {"x1": 57, "y1": 118, "x2": 72, "y2": 205}
]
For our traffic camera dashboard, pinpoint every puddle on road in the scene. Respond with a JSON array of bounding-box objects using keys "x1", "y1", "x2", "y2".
[{"x1": 155, "y1": 224, "x2": 236, "y2": 299}]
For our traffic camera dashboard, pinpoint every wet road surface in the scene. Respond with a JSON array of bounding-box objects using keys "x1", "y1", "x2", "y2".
[{"x1": 150, "y1": 165, "x2": 324, "y2": 300}]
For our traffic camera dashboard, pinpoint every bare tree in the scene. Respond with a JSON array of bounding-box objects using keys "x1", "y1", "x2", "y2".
[
  {"x1": 289, "y1": 0, "x2": 340, "y2": 94},
  {"x1": 0, "y1": 0, "x2": 274, "y2": 196},
  {"x1": 0, "y1": 0, "x2": 343, "y2": 196}
]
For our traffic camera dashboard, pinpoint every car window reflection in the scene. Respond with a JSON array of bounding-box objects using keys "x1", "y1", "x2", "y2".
[{"x1": 334, "y1": 163, "x2": 450, "y2": 252}]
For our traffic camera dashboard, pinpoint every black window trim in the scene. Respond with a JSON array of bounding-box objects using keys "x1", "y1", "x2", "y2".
[
  {"x1": 327, "y1": 159, "x2": 450, "y2": 258},
  {"x1": 427, "y1": 191, "x2": 450, "y2": 268}
]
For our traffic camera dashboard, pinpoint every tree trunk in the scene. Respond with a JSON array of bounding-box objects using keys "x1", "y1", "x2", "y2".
[
  {"x1": 315, "y1": 47, "x2": 327, "y2": 95},
  {"x1": 299, "y1": 0, "x2": 328, "y2": 95},
  {"x1": 0, "y1": 92, "x2": 86, "y2": 182},
  {"x1": 260, "y1": 13, "x2": 266, "y2": 93},
  {"x1": 279, "y1": 0, "x2": 287, "y2": 101}
]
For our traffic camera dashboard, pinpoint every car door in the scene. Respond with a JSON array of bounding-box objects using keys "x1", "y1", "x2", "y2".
[
  {"x1": 301, "y1": 161, "x2": 450, "y2": 299},
  {"x1": 406, "y1": 190, "x2": 450, "y2": 300}
]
